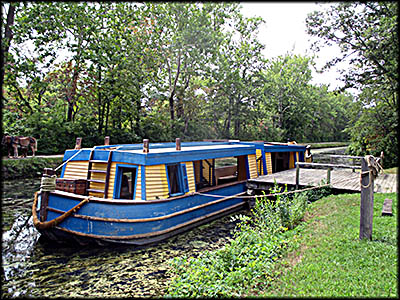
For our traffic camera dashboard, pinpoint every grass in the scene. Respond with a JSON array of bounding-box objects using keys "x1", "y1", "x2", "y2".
[
  {"x1": 384, "y1": 167, "x2": 398, "y2": 174},
  {"x1": 255, "y1": 192, "x2": 398, "y2": 298},
  {"x1": 1, "y1": 156, "x2": 63, "y2": 180}
]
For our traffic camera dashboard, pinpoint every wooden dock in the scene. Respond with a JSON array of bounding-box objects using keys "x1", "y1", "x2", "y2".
[{"x1": 247, "y1": 168, "x2": 397, "y2": 193}]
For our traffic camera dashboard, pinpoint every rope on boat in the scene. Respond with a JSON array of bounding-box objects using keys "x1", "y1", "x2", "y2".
[
  {"x1": 40, "y1": 175, "x2": 57, "y2": 191},
  {"x1": 32, "y1": 192, "x2": 91, "y2": 230}
]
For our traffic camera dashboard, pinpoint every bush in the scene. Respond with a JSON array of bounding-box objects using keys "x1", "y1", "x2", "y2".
[
  {"x1": 166, "y1": 184, "x2": 326, "y2": 297},
  {"x1": 2, "y1": 156, "x2": 64, "y2": 180}
]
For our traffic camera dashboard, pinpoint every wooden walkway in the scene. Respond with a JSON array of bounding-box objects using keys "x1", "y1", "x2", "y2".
[{"x1": 247, "y1": 168, "x2": 397, "y2": 193}]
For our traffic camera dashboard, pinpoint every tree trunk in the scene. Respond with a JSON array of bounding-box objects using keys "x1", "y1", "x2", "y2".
[{"x1": 1, "y1": 3, "x2": 16, "y2": 94}]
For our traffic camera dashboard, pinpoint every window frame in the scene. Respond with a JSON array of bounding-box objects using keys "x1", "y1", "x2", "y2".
[
  {"x1": 113, "y1": 164, "x2": 138, "y2": 200},
  {"x1": 165, "y1": 163, "x2": 189, "y2": 197}
]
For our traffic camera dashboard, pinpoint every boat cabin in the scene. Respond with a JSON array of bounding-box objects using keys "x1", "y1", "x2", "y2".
[{"x1": 56, "y1": 139, "x2": 307, "y2": 200}]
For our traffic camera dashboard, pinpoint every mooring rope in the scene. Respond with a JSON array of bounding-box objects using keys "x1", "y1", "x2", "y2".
[
  {"x1": 359, "y1": 155, "x2": 383, "y2": 189},
  {"x1": 32, "y1": 192, "x2": 91, "y2": 230},
  {"x1": 40, "y1": 175, "x2": 57, "y2": 191}
]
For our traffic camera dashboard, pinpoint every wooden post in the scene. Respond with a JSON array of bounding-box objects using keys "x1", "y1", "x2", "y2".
[
  {"x1": 295, "y1": 163, "x2": 300, "y2": 189},
  {"x1": 40, "y1": 168, "x2": 55, "y2": 222},
  {"x1": 104, "y1": 136, "x2": 110, "y2": 146},
  {"x1": 381, "y1": 198, "x2": 393, "y2": 216},
  {"x1": 143, "y1": 139, "x2": 149, "y2": 153},
  {"x1": 327, "y1": 167, "x2": 332, "y2": 184},
  {"x1": 359, "y1": 157, "x2": 374, "y2": 240},
  {"x1": 74, "y1": 137, "x2": 82, "y2": 149},
  {"x1": 176, "y1": 138, "x2": 181, "y2": 150}
]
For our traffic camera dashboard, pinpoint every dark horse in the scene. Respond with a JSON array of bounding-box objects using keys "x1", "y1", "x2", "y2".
[{"x1": 2, "y1": 135, "x2": 37, "y2": 158}]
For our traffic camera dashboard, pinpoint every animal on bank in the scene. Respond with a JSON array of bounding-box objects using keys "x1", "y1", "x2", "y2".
[{"x1": 2, "y1": 135, "x2": 37, "y2": 158}]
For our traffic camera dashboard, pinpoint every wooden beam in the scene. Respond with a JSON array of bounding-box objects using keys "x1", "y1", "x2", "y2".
[{"x1": 296, "y1": 162, "x2": 361, "y2": 170}]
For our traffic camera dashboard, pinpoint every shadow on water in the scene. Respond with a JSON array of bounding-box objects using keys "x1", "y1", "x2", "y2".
[{"x1": 1, "y1": 178, "x2": 248, "y2": 298}]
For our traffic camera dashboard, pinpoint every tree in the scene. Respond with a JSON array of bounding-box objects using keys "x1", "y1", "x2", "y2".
[{"x1": 306, "y1": 2, "x2": 398, "y2": 167}]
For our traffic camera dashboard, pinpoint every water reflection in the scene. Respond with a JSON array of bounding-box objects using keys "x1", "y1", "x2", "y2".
[{"x1": 1, "y1": 178, "x2": 246, "y2": 298}]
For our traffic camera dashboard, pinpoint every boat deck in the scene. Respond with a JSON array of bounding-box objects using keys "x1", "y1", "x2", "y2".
[{"x1": 247, "y1": 168, "x2": 397, "y2": 193}]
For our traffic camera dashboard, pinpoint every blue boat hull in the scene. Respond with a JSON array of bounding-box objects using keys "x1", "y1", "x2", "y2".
[{"x1": 35, "y1": 182, "x2": 248, "y2": 246}]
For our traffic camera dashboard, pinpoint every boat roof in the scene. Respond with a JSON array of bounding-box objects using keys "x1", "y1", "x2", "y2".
[
  {"x1": 62, "y1": 141, "x2": 306, "y2": 166},
  {"x1": 63, "y1": 142, "x2": 255, "y2": 166}
]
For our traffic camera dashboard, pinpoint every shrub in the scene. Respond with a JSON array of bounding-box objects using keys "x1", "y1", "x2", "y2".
[{"x1": 166, "y1": 184, "x2": 320, "y2": 297}]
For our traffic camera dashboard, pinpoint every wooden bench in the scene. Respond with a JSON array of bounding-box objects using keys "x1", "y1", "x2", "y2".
[{"x1": 215, "y1": 165, "x2": 237, "y2": 185}]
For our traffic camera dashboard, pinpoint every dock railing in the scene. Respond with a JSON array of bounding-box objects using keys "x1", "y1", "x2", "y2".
[{"x1": 295, "y1": 160, "x2": 362, "y2": 189}]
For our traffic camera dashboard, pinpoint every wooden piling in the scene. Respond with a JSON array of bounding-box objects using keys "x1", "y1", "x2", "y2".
[
  {"x1": 143, "y1": 139, "x2": 149, "y2": 153},
  {"x1": 40, "y1": 168, "x2": 55, "y2": 222},
  {"x1": 176, "y1": 138, "x2": 181, "y2": 150},
  {"x1": 359, "y1": 157, "x2": 374, "y2": 240},
  {"x1": 74, "y1": 137, "x2": 82, "y2": 150}
]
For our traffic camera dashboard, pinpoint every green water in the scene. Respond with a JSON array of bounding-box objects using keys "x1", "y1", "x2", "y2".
[{"x1": 1, "y1": 178, "x2": 245, "y2": 298}]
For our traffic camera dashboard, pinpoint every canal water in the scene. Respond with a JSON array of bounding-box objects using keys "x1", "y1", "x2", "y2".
[{"x1": 1, "y1": 178, "x2": 245, "y2": 298}]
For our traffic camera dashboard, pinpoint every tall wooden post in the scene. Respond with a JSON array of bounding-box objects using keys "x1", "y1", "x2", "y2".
[
  {"x1": 295, "y1": 163, "x2": 300, "y2": 189},
  {"x1": 359, "y1": 157, "x2": 374, "y2": 240},
  {"x1": 176, "y1": 138, "x2": 181, "y2": 150}
]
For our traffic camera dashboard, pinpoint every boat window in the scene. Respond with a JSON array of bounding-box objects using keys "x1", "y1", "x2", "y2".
[
  {"x1": 166, "y1": 163, "x2": 188, "y2": 197},
  {"x1": 116, "y1": 167, "x2": 137, "y2": 199},
  {"x1": 194, "y1": 156, "x2": 248, "y2": 191},
  {"x1": 214, "y1": 157, "x2": 238, "y2": 186}
]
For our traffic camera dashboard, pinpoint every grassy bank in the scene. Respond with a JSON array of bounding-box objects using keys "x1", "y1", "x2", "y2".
[
  {"x1": 257, "y1": 192, "x2": 397, "y2": 298},
  {"x1": 1, "y1": 156, "x2": 63, "y2": 180},
  {"x1": 166, "y1": 191, "x2": 397, "y2": 298}
]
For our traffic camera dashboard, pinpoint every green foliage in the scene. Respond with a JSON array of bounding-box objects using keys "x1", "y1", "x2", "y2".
[
  {"x1": 259, "y1": 54, "x2": 353, "y2": 142},
  {"x1": 306, "y1": 2, "x2": 398, "y2": 167},
  {"x1": 259, "y1": 192, "x2": 397, "y2": 297},
  {"x1": 2, "y1": 156, "x2": 63, "y2": 180},
  {"x1": 3, "y1": 2, "x2": 392, "y2": 154},
  {"x1": 166, "y1": 185, "x2": 330, "y2": 297}
]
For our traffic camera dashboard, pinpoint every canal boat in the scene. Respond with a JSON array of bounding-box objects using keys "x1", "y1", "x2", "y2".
[{"x1": 32, "y1": 138, "x2": 307, "y2": 246}]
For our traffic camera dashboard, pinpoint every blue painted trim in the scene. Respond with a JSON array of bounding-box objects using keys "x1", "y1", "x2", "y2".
[
  {"x1": 141, "y1": 166, "x2": 146, "y2": 200},
  {"x1": 113, "y1": 164, "x2": 138, "y2": 200},
  {"x1": 262, "y1": 151, "x2": 267, "y2": 175},
  {"x1": 299, "y1": 151, "x2": 305, "y2": 162},
  {"x1": 181, "y1": 163, "x2": 189, "y2": 193},
  {"x1": 165, "y1": 164, "x2": 171, "y2": 196},
  {"x1": 165, "y1": 163, "x2": 186, "y2": 197},
  {"x1": 245, "y1": 156, "x2": 250, "y2": 179},
  {"x1": 263, "y1": 146, "x2": 306, "y2": 153},
  {"x1": 61, "y1": 164, "x2": 66, "y2": 177}
]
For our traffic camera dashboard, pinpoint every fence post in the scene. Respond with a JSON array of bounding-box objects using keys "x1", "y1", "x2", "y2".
[
  {"x1": 327, "y1": 167, "x2": 332, "y2": 185},
  {"x1": 295, "y1": 163, "x2": 300, "y2": 189},
  {"x1": 359, "y1": 156, "x2": 374, "y2": 240}
]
